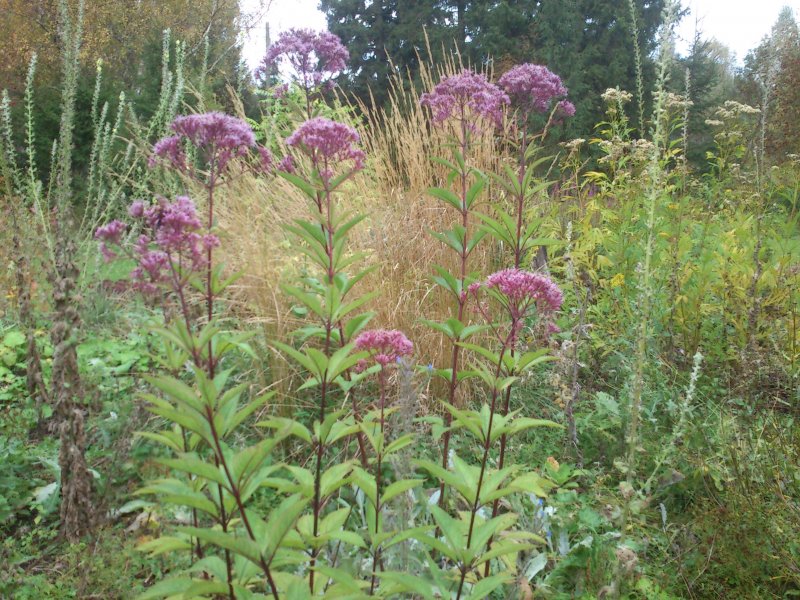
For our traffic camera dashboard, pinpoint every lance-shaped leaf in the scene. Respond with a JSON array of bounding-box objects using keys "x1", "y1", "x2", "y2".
[{"x1": 427, "y1": 186, "x2": 463, "y2": 211}]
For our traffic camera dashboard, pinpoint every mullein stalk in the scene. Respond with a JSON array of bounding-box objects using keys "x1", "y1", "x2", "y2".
[
  {"x1": 613, "y1": 2, "x2": 678, "y2": 595},
  {"x1": 50, "y1": 0, "x2": 95, "y2": 541}
]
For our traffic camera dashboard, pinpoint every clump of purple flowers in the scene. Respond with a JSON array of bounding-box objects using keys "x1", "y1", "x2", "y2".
[
  {"x1": 485, "y1": 268, "x2": 563, "y2": 312},
  {"x1": 556, "y1": 100, "x2": 576, "y2": 118},
  {"x1": 468, "y1": 268, "x2": 563, "y2": 345},
  {"x1": 497, "y1": 64, "x2": 569, "y2": 116},
  {"x1": 420, "y1": 70, "x2": 509, "y2": 129},
  {"x1": 150, "y1": 112, "x2": 263, "y2": 177},
  {"x1": 354, "y1": 329, "x2": 414, "y2": 367},
  {"x1": 471, "y1": 268, "x2": 563, "y2": 321},
  {"x1": 96, "y1": 197, "x2": 218, "y2": 295},
  {"x1": 95, "y1": 220, "x2": 127, "y2": 261},
  {"x1": 286, "y1": 117, "x2": 366, "y2": 184},
  {"x1": 260, "y1": 28, "x2": 349, "y2": 90}
]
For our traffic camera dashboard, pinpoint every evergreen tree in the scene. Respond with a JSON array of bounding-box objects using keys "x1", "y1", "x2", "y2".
[
  {"x1": 740, "y1": 7, "x2": 800, "y2": 161},
  {"x1": 319, "y1": 0, "x2": 456, "y2": 107},
  {"x1": 320, "y1": 0, "x2": 668, "y2": 134},
  {"x1": 672, "y1": 33, "x2": 737, "y2": 167}
]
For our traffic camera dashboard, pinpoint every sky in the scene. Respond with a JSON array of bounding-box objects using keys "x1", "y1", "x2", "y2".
[{"x1": 239, "y1": 0, "x2": 799, "y2": 70}]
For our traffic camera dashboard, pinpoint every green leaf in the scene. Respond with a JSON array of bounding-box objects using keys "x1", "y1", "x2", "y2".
[
  {"x1": 263, "y1": 494, "x2": 309, "y2": 559},
  {"x1": 509, "y1": 473, "x2": 557, "y2": 497},
  {"x1": 2, "y1": 330, "x2": 25, "y2": 347},
  {"x1": 178, "y1": 526, "x2": 262, "y2": 565},
  {"x1": 135, "y1": 576, "x2": 194, "y2": 600},
  {"x1": 383, "y1": 433, "x2": 415, "y2": 456},
  {"x1": 137, "y1": 536, "x2": 193, "y2": 557},
  {"x1": 467, "y1": 573, "x2": 512, "y2": 599},
  {"x1": 144, "y1": 375, "x2": 204, "y2": 414},
  {"x1": 279, "y1": 170, "x2": 318, "y2": 199},
  {"x1": 258, "y1": 417, "x2": 312, "y2": 443},
  {"x1": 430, "y1": 505, "x2": 465, "y2": 556},
  {"x1": 158, "y1": 457, "x2": 228, "y2": 488},
  {"x1": 465, "y1": 177, "x2": 486, "y2": 209},
  {"x1": 272, "y1": 341, "x2": 321, "y2": 378},
  {"x1": 381, "y1": 479, "x2": 423, "y2": 504},
  {"x1": 427, "y1": 186, "x2": 463, "y2": 211}
]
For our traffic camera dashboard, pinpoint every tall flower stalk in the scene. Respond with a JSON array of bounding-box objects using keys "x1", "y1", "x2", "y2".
[
  {"x1": 264, "y1": 31, "x2": 373, "y2": 470},
  {"x1": 467, "y1": 269, "x2": 563, "y2": 577},
  {"x1": 99, "y1": 112, "x2": 276, "y2": 597},
  {"x1": 276, "y1": 116, "x2": 376, "y2": 592},
  {"x1": 260, "y1": 28, "x2": 349, "y2": 120},
  {"x1": 487, "y1": 63, "x2": 573, "y2": 479},
  {"x1": 612, "y1": 2, "x2": 680, "y2": 596},
  {"x1": 419, "y1": 70, "x2": 508, "y2": 507},
  {"x1": 352, "y1": 329, "x2": 414, "y2": 594}
]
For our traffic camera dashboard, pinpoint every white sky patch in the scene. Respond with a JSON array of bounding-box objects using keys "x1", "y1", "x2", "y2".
[
  {"x1": 674, "y1": 0, "x2": 797, "y2": 62},
  {"x1": 239, "y1": 0, "x2": 799, "y2": 70},
  {"x1": 240, "y1": 0, "x2": 327, "y2": 69}
]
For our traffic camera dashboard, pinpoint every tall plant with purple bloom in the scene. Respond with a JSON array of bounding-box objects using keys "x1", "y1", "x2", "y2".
[
  {"x1": 272, "y1": 113, "x2": 382, "y2": 592},
  {"x1": 260, "y1": 28, "x2": 349, "y2": 117},
  {"x1": 96, "y1": 113, "x2": 294, "y2": 598},
  {"x1": 498, "y1": 63, "x2": 569, "y2": 117},
  {"x1": 421, "y1": 70, "x2": 509, "y2": 131},
  {"x1": 419, "y1": 69, "x2": 508, "y2": 509}
]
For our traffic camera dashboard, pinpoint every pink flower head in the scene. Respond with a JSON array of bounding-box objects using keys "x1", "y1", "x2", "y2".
[
  {"x1": 258, "y1": 145, "x2": 274, "y2": 173},
  {"x1": 354, "y1": 329, "x2": 414, "y2": 367},
  {"x1": 94, "y1": 220, "x2": 127, "y2": 261},
  {"x1": 277, "y1": 154, "x2": 296, "y2": 173},
  {"x1": 272, "y1": 83, "x2": 289, "y2": 99},
  {"x1": 260, "y1": 29, "x2": 348, "y2": 90},
  {"x1": 128, "y1": 200, "x2": 146, "y2": 218},
  {"x1": 477, "y1": 268, "x2": 563, "y2": 323},
  {"x1": 149, "y1": 135, "x2": 184, "y2": 170},
  {"x1": 421, "y1": 70, "x2": 509, "y2": 129},
  {"x1": 150, "y1": 112, "x2": 256, "y2": 175},
  {"x1": 556, "y1": 100, "x2": 576, "y2": 118},
  {"x1": 95, "y1": 220, "x2": 126, "y2": 245},
  {"x1": 498, "y1": 64, "x2": 569, "y2": 115},
  {"x1": 127, "y1": 196, "x2": 215, "y2": 292},
  {"x1": 286, "y1": 117, "x2": 365, "y2": 182}
]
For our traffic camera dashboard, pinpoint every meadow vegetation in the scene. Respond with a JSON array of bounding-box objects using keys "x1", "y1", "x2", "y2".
[{"x1": 1, "y1": 0, "x2": 799, "y2": 598}]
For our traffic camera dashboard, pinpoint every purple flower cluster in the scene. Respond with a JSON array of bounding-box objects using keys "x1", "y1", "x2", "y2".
[
  {"x1": 484, "y1": 268, "x2": 563, "y2": 312},
  {"x1": 286, "y1": 117, "x2": 365, "y2": 182},
  {"x1": 96, "y1": 197, "x2": 219, "y2": 295},
  {"x1": 556, "y1": 100, "x2": 576, "y2": 118},
  {"x1": 354, "y1": 329, "x2": 414, "y2": 367},
  {"x1": 469, "y1": 268, "x2": 563, "y2": 325},
  {"x1": 260, "y1": 28, "x2": 349, "y2": 89},
  {"x1": 95, "y1": 220, "x2": 127, "y2": 261},
  {"x1": 497, "y1": 64, "x2": 569, "y2": 116},
  {"x1": 128, "y1": 197, "x2": 219, "y2": 294},
  {"x1": 150, "y1": 112, "x2": 258, "y2": 175},
  {"x1": 420, "y1": 70, "x2": 509, "y2": 128}
]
